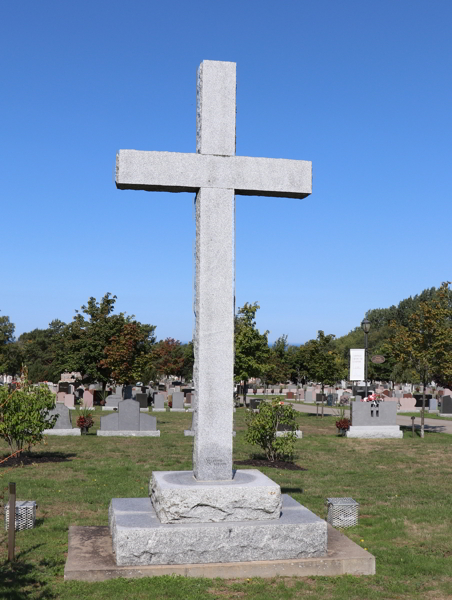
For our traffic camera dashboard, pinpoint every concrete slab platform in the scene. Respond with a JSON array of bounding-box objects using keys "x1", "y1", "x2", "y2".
[{"x1": 64, "y1": 523, "x2": 375, "y2": 581}]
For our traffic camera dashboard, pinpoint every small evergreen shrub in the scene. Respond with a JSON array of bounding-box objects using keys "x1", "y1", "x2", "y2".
[{"x1": 245, "y1": 399, "x2": 298, "y2": 462}]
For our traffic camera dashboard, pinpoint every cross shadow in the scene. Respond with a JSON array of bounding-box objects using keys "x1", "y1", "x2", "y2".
[
  {"x1": 0, "y1": 452, "x2": 77, "y2": 469},
  {"x1": 281, "y1": 487, "x2": 303, "y2": 495},
  {"x1": 0, "y1": 545, "x2": 56, "y2": 600}
]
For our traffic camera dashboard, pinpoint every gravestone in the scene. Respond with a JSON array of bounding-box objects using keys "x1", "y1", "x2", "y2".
[
  {"x1": 441, "y1": 395, "x2": 452, "y2": 414},
  {"x1": 58, "y1": 382, "x2": 70, "y2": 394},
  {"x1": 57, "y1": 392, "x2": 66, "y2": 403},
  {"x1": 170, "y1": 391, "x2": 185, "y2": 412},
  {"x1": 109, "y1": 60, "x2": 326, "y2": 567},
  {"x1": 153, "y1": 394, "x2": 166, "y2": 412},
  {"x1": 82, "y1": 390, "x2": 93, "y2": 408},
  {"x1": 44, "y1": 403, "x2": 80, "y2": 436},
  {"x1": 64, "y1": 393, "x2": 75, "y2": 409},
  {"x1": 305, "y1": 390, "x2": 313, "y2": 403},
  {"x1": 249, "y1": 398, "x2": 261, "y2": 411},
  {"x1": 124, "y1": 385, "x2": 133, "y2": 400},
  {"x1": 346, "y1": 401, "x2": 402, "y2": 438},
  {"x1": 184, "y1": 413, "x2": 236, "y2": 437},
  {"x1": 286, "y1": 391, "x2": 294, "y2": 399},
  {"x1": 276, "y1": 422, "x2": 302, "y2": 439},
  {"x1": 98, "y1": 399, "x2": 160, "y2": 436},
  {"x1": 399, "y1": 396, "x2": 416, "y2": 411},
  {"x1": 136, "y1": 393, "x2": 148, "y2": 410},
  {"x1": 429, "y1": 398, "x2": 438, "y2": 411}
]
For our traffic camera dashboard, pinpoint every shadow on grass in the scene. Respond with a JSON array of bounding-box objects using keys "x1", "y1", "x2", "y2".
[
  {"x1": 281, "y1": 486, "x2": 303, "y2": 494},
  {"x1": 0, "y1": 545, "x2": 55, "y2": 600},
  {"x1": 400, "y1": 425, "x2": 445, "y2": 436},
  {"x1": 0, "y1": 452, "x2": 77, "y2": 468}
]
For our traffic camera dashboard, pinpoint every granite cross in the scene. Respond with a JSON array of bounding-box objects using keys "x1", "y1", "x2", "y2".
[{"x1": 116, "y1": 60, "x2": 312, "y2": 481}]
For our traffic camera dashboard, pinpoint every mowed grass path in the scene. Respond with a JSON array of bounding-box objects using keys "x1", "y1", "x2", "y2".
[{"x1": 0, "y1": 408, "x2": 451, "y2": 600}]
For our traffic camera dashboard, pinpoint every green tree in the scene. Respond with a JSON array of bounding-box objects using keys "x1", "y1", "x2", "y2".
[
  {"x1": 305, "y1": 331, "x2": 342, "y2": 393},
  {"x1": 19, "y1": 320, "x2": 66, "y2": 383},
  {"x1": 234, "y1": 302, "x2": 270, "y2": 404},
  {"x1": 0, "y1": 373, "x2": 57, "y2": 454},
  {"x1": 265, "y1": 335, "x2": 291, "y2": 386},
  {"x1": 0, "y1": 315, "x2": 21, "y2": 376},
  {"x1": 61, "y1": 293, "x2": 155, "y2": 390},
  {"x1": 388, "y1": 282, "x2": 452, "y2": 438}
]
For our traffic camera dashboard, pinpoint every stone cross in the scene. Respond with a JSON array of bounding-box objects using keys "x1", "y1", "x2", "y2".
[{"x1": 116, "y1": 60, "x2": 312, "y2": 481}]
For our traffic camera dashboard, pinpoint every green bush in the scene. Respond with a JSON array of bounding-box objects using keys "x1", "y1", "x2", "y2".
[
  {"x1": 0, "y1": 380, "x2": 57, "y2": 454},
  {"x1": 245, "y1": 398, "x2": 298, "y2": 462}
]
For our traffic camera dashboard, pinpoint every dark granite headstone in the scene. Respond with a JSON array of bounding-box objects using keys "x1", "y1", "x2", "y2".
[
  {"x1": 250, "y1": 398, "x2": 261, "y2": 410},
  {"x1": 58, "y1": 382, "x2": 70, "y2": 394},
  {"x1": 136, "y1": 393, "x2": 148, "y2": 409},
  {"x1": 124, "y1": 385, "x2": 133, "y2": 400},
  {"x1": 441, "y1": 395, "x2": 452, "y2": 414}
]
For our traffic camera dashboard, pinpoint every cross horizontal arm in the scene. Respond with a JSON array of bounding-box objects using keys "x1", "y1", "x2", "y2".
[{"x1": 116, "y1": 150, "x2": 312, "y2": 199}]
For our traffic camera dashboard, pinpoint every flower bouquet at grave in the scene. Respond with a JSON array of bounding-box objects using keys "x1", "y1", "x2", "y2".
[
  {"x1": 335, "y1": 417, "x2": 350, "y2": 433},
  {"x1": 76, "y1": 408, "x2": 94, "y2": 433}
]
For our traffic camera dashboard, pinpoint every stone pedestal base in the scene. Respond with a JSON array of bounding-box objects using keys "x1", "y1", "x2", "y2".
[
  {"x1": 44, "y1": 428, "x2": 81, "y2": 436},
  {"x1": 170, "y1": 408, "x2": 185, "y2": 412},
  {"x1": 152, "y1": 408, "x2": 166, "y2": 412},
  {"x1": 109, "y1": 494, "x2": 327, "y2": 566},
  {"x1": 346, "y1": 426, "x2": 402, "y2": 439},
  {"x1": 276, "y1": 430, "x2": 302, "y2": 438},
  {"x1": 97, "y1": 431, "x2": 160, "y2": 437},
  {"x1": 150, "y1": 470, "x2": 281, "y2": 523}
]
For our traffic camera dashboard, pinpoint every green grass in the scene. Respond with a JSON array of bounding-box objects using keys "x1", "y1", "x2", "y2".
[
  {"x1": 398, "y1": 411, "x2": 452, "y2": 421},
  {"x1": 1, "y1": 407, "x2": 451, "y2": 599}
]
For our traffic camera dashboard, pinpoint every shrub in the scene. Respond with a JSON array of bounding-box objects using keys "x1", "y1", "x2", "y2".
[
  {"x1": 0, "y1": 379, "x2": 57, "y2": 454},
  {"x1": 336, "y1": 417, "x2": 350, "y2": 430},
  {"x1": 245, "y1": 399, "x2": 298, "y2": 462}
]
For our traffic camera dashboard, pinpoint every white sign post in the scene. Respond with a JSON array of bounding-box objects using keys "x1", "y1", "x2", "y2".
[{"x1": 350, "y1": 349, "x2": 365, "y2": 382}]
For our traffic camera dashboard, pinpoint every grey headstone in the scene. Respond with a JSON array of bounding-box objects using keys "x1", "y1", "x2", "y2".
[
  {"x1": 100, "y1": 399, "x2": 158, "y2": 431},
  {"x1": 154, "y1": 394, "x2": 165, "y2": 410},
  {"x1": 351, "y1": 400, "x2": 398, "y2": 427},
  {"x1": 47, "y1": 404, "x2": 73, "y2": 429},
  {"x1": 429, "y1": 398, "x2": 438, "y2": 411},
  {"x1": 172, "y1": 392, "x2": 184, "y2": 410}
]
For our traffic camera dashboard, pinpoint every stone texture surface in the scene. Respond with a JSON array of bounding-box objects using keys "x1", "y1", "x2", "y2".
[
  {"x1": 46, "y1": 403, "x2": 74, "y2": 430},
  {"x1": 109, "y1": 494, "x2": 326, "y2": 566},
  {"x1": 351, "y1": 400, "x2": 398, "y2": 426},
  {"x1": 193, "y1": 186, "x2": 235, "y2": 481},
  {"x1": 197, "y1": 60, "x2": 236, "y2": 156},
  {"x1": 276, "y1": 430, "x2": 302, "y2": 438},
  {"x1": 64, "y1": 524, "x2": 375, "y2": 581},
  {"x1": 97, "y1": 431, "x2": 160, "y2": 437},
  {"x1": 100, "y1": 399, "x2": 158, "y2": 433},
  {"x1": 116, "y1": 151, "x2": 312, "y2": 199},
  {"x1": 150, "y1": 470, "x2": 281, "y2": 523},
  {"x1": 346, "y1": 426, "x2": 403, "y2": 439},
  {"x1": 44, "y1": 428, "x2": 81, "y2": 436}
]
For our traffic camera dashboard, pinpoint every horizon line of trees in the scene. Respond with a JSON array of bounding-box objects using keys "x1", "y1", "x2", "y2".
[{"x1": 1, "y1": 282, "x2": 452, "y2": 389}]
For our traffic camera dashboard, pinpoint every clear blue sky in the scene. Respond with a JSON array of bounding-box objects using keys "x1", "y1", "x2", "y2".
[{"x1": 1, "y1": 0, "x2": 451, "y2": 344}]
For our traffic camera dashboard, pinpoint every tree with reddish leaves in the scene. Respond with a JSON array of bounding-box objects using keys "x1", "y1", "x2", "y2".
[
  {"x1": 101, "y1": 322, "x2": 156, "y2": 385},
  {"x1": 151, "y1": 338, "x2": 185, "y2": 379}
]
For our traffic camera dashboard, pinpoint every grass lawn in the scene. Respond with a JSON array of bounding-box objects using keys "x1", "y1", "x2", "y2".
[{"x1": 1, "y1": 408, "x2": 451, "y2": 600}]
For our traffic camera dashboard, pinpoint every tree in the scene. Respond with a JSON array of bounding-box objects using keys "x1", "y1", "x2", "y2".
[
  {"x1": 0, "y1": 372, "x2": 57, "y2": 454},
  {"x1": 151, "y1": 338, "x2": 185, "y2": 380},
  {"x1": 100, "y1": 322, "x2": 156, "y2": 385},
  {"x1": 19, "y1": 320, "x2": 66, "y2": 383},
  {"x1": 304, "y1": 331, "x2": 342, "y2": 393},
  {"x1": 0, "y1": 315, "x2": 21, "y2": 376},
  {"x1": 61, "y1": 294, "x2": 156, "y2": 389},
  {"x1": 388, "y1": 282, "x2": 452, "y2": 438},
  {"x1": 234, "y1": 302, "x2": 270, "y2": 404},
  {"x1": 265, "y1": 335, "x2": 291, "y2": 385}
]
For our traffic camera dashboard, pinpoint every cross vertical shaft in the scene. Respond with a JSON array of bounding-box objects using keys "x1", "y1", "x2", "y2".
[{"x1": 193, "y1": 61, "x2": 236, "y2": 481}]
